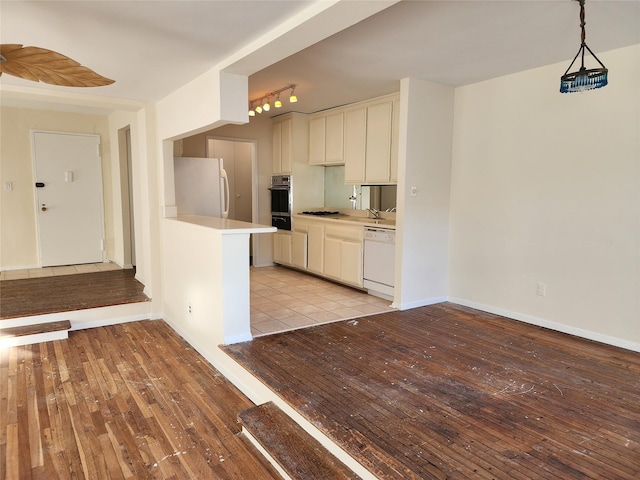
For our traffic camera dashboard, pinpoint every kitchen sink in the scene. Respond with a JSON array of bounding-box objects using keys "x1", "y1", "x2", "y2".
[{"x1": 339, "y1": 216, "x2": 395, "y2": 226}]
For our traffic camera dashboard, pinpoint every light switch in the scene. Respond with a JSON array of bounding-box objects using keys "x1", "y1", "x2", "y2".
[
  {"x1": 5, "y1": 181, "x2": 13, "y2": 191},
  {"x1": 410, "y1": 185, "x2": 417, "y2": 197},
  {"x1": 65, "y1": 171, "x2": 74, "y2": 182}
]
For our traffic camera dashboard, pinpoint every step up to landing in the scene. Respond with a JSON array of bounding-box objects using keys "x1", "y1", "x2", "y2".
[
  {"x1": 238, "y1": 401, "x2": 361, "y2": 480},
  {"x1": 0, "y1": 320, "x2": 72, "y2": 348}
]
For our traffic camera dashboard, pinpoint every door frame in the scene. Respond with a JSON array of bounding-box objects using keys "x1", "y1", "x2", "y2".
[{"x1": 31, "y1": 129, "x2": 106, "y2": 267}]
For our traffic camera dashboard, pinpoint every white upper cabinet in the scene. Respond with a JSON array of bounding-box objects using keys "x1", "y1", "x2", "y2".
[
  {"x1": 309, "y1": 111, "x2": 344, "y2": 165},
  {"x1": 325, "y1": 112, "x2": 344, "y2": 164},
  {"x1": 390, "y1": 97, "x2": 400, "y2": 183},
  {"x1": 364, "y1": 101, "x2": 392, "y2": 183},
  {"x1": 343, "y1": 93, "x2": 399, "y2": 185},
  {"x1": 272, "y1": 117, "x2": 292, "y2": 174},
  {"x1": 344, "y1": 107, "x2": 367, "y2": 183}
]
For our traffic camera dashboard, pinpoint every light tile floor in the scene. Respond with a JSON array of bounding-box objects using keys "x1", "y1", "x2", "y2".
[
  {"x1": 2, "y1": 262, "x2": 394, "y2": 337},
  {"x1": 0, "y1": 262, "x2": 121, "y2": 280},
  {"x1": 250, "y1": 265, "x2": 395, "y2": 337}
]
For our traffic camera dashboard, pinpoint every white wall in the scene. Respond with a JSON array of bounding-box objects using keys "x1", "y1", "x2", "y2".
[
  {"x1": 448, "y1": 45, "x2": 640, "y2": 350},
  {"x1": 395, "y1": 78, "x2": 455, "y2": 309},
  {"x1": 0, "y1": 107, "x2": 112, "y2": 269}
]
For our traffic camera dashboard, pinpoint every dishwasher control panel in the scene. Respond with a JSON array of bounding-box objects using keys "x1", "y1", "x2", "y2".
[{"x1": 364, "y1": 227, "x2": 395, "y2": 243}]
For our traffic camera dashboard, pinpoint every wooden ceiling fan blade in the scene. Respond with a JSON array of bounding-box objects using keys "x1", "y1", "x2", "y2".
[{"x1": 0, "y1": 44, "x2": 114, "y2": 87}]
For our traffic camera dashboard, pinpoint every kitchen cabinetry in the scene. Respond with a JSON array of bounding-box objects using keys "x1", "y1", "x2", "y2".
[
  {"x1": 273, "y1": 231, "x2": 292, "y2": 264},
  {"x1": 272, "y1": 117, "x2": 292, "y2": 174},
  {"x1": 291, "y1": 231, "x2": 307, "y2": 269},
  {"x1": 270, "y1": 113, "x2": 324, "y2": 216},
  {"x1": 390, "y1": 97, "x2": 400, "y2": 183},
  {"x1": 307, "y1": 223, "x2": 325, "y2": 274},
  {"x1": 309, "y1": 111, "x2": 344, "y2": 165},
  {"x1": 323, "y1": 224, "x2": 363, "y2": 287},
  {"x1": 344, "y1": 94, "x2": 399, "y2": 185}
]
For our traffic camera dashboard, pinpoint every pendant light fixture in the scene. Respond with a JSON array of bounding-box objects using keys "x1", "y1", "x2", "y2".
[
  {"x1": 248, "y1": 84, "x2": 298, "y2": 117},
  {"x1": 560, "y1": 0, "x2": 608, "y2": 93}
]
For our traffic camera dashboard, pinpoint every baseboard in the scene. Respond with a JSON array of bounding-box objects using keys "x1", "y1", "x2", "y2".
[
  {"x1": 224, "y1": 332, "x2": 253, "y2": 345},
  {"x1": 1, "y1": 302, "x2": 153, "y2": 329},
  {"x1": 449, "y1": 297, "x2": 640, "y2": 353},
  {"x1": 0, "y1": 329, "x2": 69, "y2": 349},
  {"x1": 392, "y1": 295, "x2": 448, "y2": 311},
  {"x1": 1, "y1": 264, "x2": 39, "y2": 271}
]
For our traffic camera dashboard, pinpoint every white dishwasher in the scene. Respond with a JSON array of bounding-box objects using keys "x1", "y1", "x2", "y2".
[{"x1": 363, "y1": 227, "x2": 395, "y2": 298}]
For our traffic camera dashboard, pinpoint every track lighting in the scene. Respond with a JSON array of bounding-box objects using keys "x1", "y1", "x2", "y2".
[{"x1": 248, "y1": 84, "x2": 299, "y2": 117}]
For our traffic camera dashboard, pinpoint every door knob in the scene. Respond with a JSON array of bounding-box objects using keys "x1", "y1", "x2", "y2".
[{"x1": 41, "y1": 205, "x2": 47, "y2": 211}]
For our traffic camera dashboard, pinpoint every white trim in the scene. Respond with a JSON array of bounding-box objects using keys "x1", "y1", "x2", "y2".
[
  {"x1": 393, "y1": 295, "x2": 448, "y2": 311},
  {"x1": 0, "y1": 302, "x2": 153, "y2": 329},
  {"x1": 0, "y1": 264, "x2": 39, "y2": 271},
  {"x1": 449, "y1": 297, "x2": 640, "y2": 353},
  {"x1": 223, "y1": 332, "x2": 253, "y2": 345},
  {"x1": 163, "y1": 205, "x2": 178, "y2": 217},
  {"x1": 241, "y1": 427, "x2": 292, "y2": 480},
  {"x1": 0, "y1": 329, "x2": 69, "y2": 349}
]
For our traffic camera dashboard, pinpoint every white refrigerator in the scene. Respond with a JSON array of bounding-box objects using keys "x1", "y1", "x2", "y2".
[{"x1": 174, "y1": 157, "x2": 230, "y2": 218}]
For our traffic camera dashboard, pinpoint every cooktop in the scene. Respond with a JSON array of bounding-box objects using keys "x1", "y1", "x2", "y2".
[{"x1": 301, "y1": 211, "x2": 340, "y2": 216}]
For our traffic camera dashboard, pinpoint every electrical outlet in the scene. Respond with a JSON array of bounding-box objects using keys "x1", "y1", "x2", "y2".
[
  {"x1": 188, "y1": 303, "x2": 193, "y2": 315},
  {"x1": 410, "y1": 185, "x2": 417, "y2": 197},
  {"x1": 536, "y1": 282, "x2": 546, "y2": 297}
]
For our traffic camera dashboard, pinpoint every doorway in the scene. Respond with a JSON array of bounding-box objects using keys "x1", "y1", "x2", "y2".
[
  {"x1": 32, "y1": 131, "x2": 104, "y2": 267},
  {"x1": 118, "y1": 127, "x2": 136, "y2": 268}
]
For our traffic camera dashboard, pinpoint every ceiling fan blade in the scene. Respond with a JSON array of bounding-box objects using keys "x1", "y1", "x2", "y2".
[{"x1": 0, "y1": 44, "x2": 114, "y2": 87}]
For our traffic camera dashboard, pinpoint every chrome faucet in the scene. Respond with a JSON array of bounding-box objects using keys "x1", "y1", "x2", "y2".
[{"x1": 366, "y1": 208, "x2": 380, "y2": 219}]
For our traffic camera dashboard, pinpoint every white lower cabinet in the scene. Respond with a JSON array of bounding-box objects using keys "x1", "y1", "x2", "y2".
[
  {"x1": 291, "y1": 231, "x2": 307, "y2": 269},
  {"x1": 323, "y1": 224, "x2": 363, "y2": 288},
  {"x1": 340, "y1": 240, "x2": 363, "y2": 286},
  {"x1": 323, "y1": 236, "x2": 342, "y2": 279},
  {"x1": 307, "y1": 223, "x2": 325, "y2": 274},
  {"x1": 280, "y1": 219, "x2": 364, "y2": 289},
  {"x1": 273, "y1": 231, "x2": 292, "y2": 265}
]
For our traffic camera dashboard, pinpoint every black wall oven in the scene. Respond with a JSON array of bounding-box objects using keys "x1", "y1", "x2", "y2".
[{"x1": 270, "y1": 175, "x2": 292, "y2": 231}]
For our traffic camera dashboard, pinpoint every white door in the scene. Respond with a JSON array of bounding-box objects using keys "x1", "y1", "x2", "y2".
[
  {"x1": 33, "y1": 131, "x2": 104, "y2": 267},
  {"x1": 207, "y1": 138, "x2": 253, "y2": 222}
]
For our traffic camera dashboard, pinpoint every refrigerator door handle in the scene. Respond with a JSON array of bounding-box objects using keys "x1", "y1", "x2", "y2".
[{"x1": 220, "y1": 168, "x2": 230, "y2": 219}]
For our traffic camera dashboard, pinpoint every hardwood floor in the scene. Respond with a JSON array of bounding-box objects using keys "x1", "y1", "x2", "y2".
[
  {"x1": 0, "y1": 269, "x2": 148, "y2": 319},
  {"x1": 0, "y1": 320, "x2": 280, "y2": 480},
  {"x1": 224, "y1": 302, "x2": 640, "y2": 480}
]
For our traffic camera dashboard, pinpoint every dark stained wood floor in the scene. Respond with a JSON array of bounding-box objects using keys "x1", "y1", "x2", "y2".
[
  {"x1": 0, "y1": 269, "x2": 148, "y2": 319},
  {"x1": 224, "y1": 302, "x2": 640, "y2": 480},
  {"x1": 0, "y1": 320, "x2": 281, "y2": 479}
]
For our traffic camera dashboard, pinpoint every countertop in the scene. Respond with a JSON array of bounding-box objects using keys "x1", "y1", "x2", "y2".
[
  {"x1": 171, "y1": 215, "x2": 277, "y2": 234},
  {"x1": 293, "y1": 213, "x2": 396, "y2": 229}
]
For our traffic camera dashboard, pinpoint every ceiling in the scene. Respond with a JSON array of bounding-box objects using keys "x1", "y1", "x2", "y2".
[{"x1": 1, "y1": 1, "x2": 639, "y2": 116}]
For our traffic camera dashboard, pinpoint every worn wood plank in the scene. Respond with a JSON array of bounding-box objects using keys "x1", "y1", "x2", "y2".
[
  {"x1": 0, "y1": 320, "x2": 282, "y2": 479},
  {"x1": 0, "y1": 270, "x2": 148, "y2": 319},
  {"x1": 239, "y1": 401, "x2": 361, "y2": 480},
  {"x1": 224, "y1": 302, "x2": 640, "y2": 480}
]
